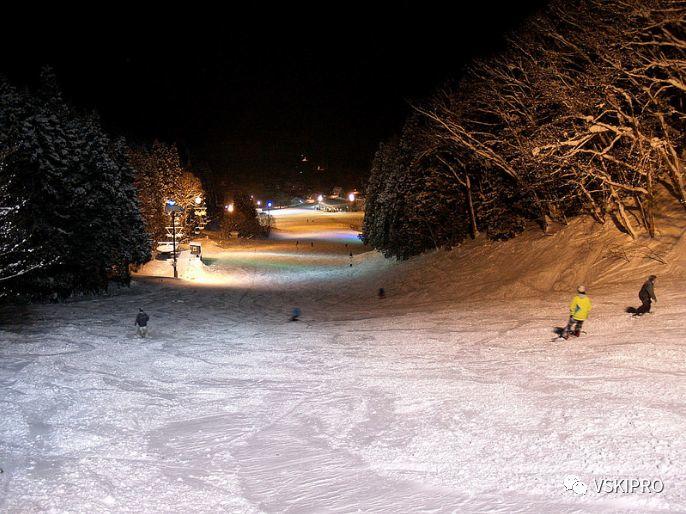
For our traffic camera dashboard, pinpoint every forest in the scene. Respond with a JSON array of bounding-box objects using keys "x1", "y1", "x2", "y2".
[
  {"x1": 0, "y1": 71, "x2": 213, "y2": 300},
  {"x1": 363, "y1": 0, "x2": 686, "y2": 259}
]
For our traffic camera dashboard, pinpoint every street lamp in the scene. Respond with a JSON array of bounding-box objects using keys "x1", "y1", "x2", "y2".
[
  {"x1": 317, "y1": 194, "x2": 323, "y2": 202},
  {"x1": 226, "y1": 203, "x2": 235, "y2": 213},
  {"x1": 164, "y1": 200, "x2": 184, "y2": 278},
  {"x1": 348, "y1": 192, "x2": 355, "y2": 202}
]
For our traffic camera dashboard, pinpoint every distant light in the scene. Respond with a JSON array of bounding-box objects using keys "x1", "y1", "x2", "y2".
[
  {"x1": 317, "y1": 194, "x2": 323, "y2": 202},
  {"x1": 267, "y1": 201, "x2": 272, "y2": 208},
  {"x1": 194, "y1": 196, "x2": 202, "y2": 205},
  {"x1": 348, "y1": 193, "x2": 355, "y2": 202},
  {"x1": 226, "y1": 203, "x2": 234, "y2": 213},
  {"x1": 166, "y1": 199, "x2": 176, "y2": 206},
  {"x1": 256, "y1": 200, "x2": 262, "y2": 206}
]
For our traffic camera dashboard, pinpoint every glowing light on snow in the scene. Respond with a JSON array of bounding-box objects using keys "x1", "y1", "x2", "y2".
[{"x1": 137, "y1": 208, "x2": 366, "y2": 286}]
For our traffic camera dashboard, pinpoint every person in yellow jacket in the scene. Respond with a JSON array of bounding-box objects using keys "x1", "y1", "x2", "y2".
[{"x1": 562, "y1": 286, "x2": 591, "y2": 339}]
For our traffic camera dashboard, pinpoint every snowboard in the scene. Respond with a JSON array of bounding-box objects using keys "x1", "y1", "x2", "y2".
[{"x1": 551, "y1": 330, "x2": 586, "y2": 342}]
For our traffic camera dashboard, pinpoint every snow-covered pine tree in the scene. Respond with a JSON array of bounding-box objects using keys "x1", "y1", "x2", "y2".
[
  {"x1": 131, "y1": 141, "x2": 204, "y2": 248},
  {"x1": 362, "y1": 138, "x2": 402, "y2": 254},
  {"x1": 130, "y1": 145, "x2": 167, "y2": 245},
  {"x1": 64, "y1": 112, "x2": 151, "y2": 292},
  {"x1": 0, "y1": 79, "x2": 55, "y2": 298},
  {"x1": 109, "y1": 137, "x2": 152, "y2": 280},
  {"x1": 0, "y1": 70, "x2": 150, "y2": 299},
  {"x1": 221, "y1": 191, "x2": 263, "y2": 238}
]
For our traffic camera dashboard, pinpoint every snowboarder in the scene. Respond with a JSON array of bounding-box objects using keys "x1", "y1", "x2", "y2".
[
  {"x1": 561, "y1": 286, "x2": 591, "y2": 340},
  {"x1": 378, "y1": 287, "x2": 386, "y2": 299},
  {"x1": 635, "y1": 275, "x2": 657, "y2": 315},
  {"x1": 290, "y1": 307, "x2": 301, "y2": 322},
  {"x1": 135, "y1": 308, "x2": 149, "y2": 337}
]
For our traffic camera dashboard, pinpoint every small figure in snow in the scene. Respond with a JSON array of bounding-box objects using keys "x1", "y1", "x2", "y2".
[
  {"x1": 135, "y1": 308, "x2": 149, "y2": 337},
  {"x1": 378, "y1": 287, "x2": 386, "y2": 299},
  {"x1": 635, "y1": 275, "x2": 657, "y2": 315},
  {"x1": 290, "y1": 307, "x2": 301, "y2": 322},
  {"x1": 562, "y1": 286, "x2": 591, "y2": 339}
]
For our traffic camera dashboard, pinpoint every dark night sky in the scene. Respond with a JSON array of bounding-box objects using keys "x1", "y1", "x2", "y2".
[{"x1": 3, "y1": 1, "x2": 546, "y2": 192}]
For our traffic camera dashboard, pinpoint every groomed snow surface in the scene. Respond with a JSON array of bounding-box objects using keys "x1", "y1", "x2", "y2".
[{"x1": 1, "y1": 207, "x2": 685, "y2": 512}]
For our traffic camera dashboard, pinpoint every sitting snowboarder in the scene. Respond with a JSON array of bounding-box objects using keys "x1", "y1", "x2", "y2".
[
  {"x1": 635, "y1": 275, "x2": 657, "y2": 315},
  {"x1": 562, "y1": 286, "x2": 591, "y2": 340},
  {"x1": 135, "y1": 308, "x2": 149, "y2": 337}
]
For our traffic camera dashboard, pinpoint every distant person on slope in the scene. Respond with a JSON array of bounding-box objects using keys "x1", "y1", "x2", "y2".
[
  {"x1": 562, "y1": 286, "x2": 591, "y2": 339},
  {"x1": 635, "y1": 275, "x2": 657, "y2": 315},
  {"x1": 135, "y1": 308, "x2": 149, "y2": 337}
]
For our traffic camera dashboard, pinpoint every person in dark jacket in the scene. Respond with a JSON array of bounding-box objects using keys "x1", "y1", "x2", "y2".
[
  {"x1": 636, "y1": 275, "x2": 657, "y2": 315},
  {"x1": 135, "y1": 308, "x2": 150, "y2": 337}
]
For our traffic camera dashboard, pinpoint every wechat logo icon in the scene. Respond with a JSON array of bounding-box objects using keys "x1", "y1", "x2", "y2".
[{"x1": 563, "y1": 475, "x2": 587, "y2": 495}]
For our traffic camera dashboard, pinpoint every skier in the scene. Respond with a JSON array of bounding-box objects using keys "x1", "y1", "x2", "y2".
[
  {"x1": 378, "y1": 287, "x2": 386, "y2": 299},
  {"x1": 135, "y1": 308, "x2": 149, "y2": 337},
  {"x1": 561, "y1": 286, "x2": 591, "y2": 340},
  {"x1": 635, "y1": 275, "x2": 657, "y2": 315},
  {"x1": 290, "y1": 307, "x2": 301, "y2": 322}
]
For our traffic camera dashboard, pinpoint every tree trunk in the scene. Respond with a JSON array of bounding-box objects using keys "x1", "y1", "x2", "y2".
[
  {"x1": 670, "y1": 149, "x2": 686, "y2": 207},
  {"x1": 611, "y1": 187, "x2": 637, "y2": 239},
  {"x1": 465, "y1": 174, "x2": 479, "y2": 238}
]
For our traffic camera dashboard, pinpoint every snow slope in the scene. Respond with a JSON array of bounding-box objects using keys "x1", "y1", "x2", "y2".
[{"x1": 1, "y1": 207, "x2": 685, "y2": 512}]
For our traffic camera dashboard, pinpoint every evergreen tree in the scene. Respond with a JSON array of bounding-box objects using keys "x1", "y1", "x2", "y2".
[
  {"x1": 221, "y1": 191, "x2": 264, "y2": 238},
  {"x1": 130, "y1": 142, "x2": 204, "y2": 248},
  {"x1": 0, "y1": 71, "x2": 150, "y2": 299},
  {"x1": 0, "y1": 80, "x2": 53, "y2": 296}
]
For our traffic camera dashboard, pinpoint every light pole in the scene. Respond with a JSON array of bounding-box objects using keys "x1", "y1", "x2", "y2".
[
  {"x1": 193, "y1": 196, "x2": 207, "y2": 233},
  {"x1": 171, "y1": 211, "x2": 178, "y2": 278},
  {"x1": 165, "y1": 200, "x2": 184, "y2": 279},
  {"x1": 225, "y1": 203, "x2": 236, "y2": 239}
]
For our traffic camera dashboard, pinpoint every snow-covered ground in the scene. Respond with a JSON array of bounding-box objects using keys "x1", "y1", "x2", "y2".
[{"x1": 1, "y1": 208, "x2": 685, "y2": 512}]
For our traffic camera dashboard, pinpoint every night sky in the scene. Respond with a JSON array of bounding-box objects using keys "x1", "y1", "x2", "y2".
[{"x1": 4, "y1": 1, "x2": 546, "y2": 192}]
